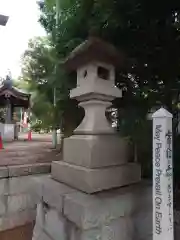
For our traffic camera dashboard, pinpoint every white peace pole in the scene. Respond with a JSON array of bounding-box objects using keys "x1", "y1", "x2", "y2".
[{"x1": 152, "y1": 108, "x2": 174, "y2": 240}]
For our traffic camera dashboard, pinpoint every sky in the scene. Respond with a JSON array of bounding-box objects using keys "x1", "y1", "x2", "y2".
[{"x1": 0, "y1": 0, "x2": 46, "y2": 79}]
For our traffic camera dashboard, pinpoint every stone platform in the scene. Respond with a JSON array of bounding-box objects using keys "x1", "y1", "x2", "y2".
[
  {"x1": 31, "y1": 176, "x2": 153, "y2": 240},
  {"x1": 30, "y1": 176, "x2": 180, "y2": 240}
]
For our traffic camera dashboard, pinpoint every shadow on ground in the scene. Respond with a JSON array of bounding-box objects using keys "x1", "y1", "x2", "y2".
[{"x1": 0, "y1": 223, "x2": 34, "y2": 240}]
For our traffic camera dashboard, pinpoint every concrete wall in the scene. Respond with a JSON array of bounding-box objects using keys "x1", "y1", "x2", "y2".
[
  {"x1": 0, "y1": 163, "x2": 50, "y2": 232},
  {"x1": 0, "y1": 123, "x2": 15, "y2": 141}
]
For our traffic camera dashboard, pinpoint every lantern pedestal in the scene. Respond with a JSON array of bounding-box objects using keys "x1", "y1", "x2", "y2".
[
  {"x1": 74, "y1": 99, "x2": 114, "y2": 135},
  {"x1": 52, "y1": 161, "x2": 140, "y2": 193},
  {"x1": 52, "y1": 134, "x2": 141, "y2": 193}
]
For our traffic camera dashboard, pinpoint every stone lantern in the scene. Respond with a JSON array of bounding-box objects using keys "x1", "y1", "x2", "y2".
[
  {"x1": 51, "y1": 37, "x2": 141, "y2": 193},
  {"x1": 32, "y1": 38, "x2": 146, "y2": 240}
]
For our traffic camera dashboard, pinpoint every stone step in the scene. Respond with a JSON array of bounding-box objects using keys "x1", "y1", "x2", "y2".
[
  {"x1": 0, "y1": 162, "x2": 51, "y2": 178},
  {"x1": 0, "y1": 149, "x2": 52, "y2": 158},
  {"x1": 0, "y1": 154, "x2": 46, "y2": 164},
  {"x1": 0, "y1": 151, "x2": 60, "y2": 167},
  {"x1": 2, "y1": 142, "x2": 51, "y2": 151}
]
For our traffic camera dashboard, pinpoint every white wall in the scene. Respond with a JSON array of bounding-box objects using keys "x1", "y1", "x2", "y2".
[{"x1": 0, "y1": 123, "x2": 14, "y2": 141}]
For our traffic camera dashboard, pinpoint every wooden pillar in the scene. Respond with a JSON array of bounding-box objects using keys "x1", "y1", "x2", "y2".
[{"x1": 5, "y1": 97, "x2": 12, "y2": 124}]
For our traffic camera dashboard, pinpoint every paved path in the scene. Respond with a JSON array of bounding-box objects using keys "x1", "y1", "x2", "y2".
[
  {"x1": 0, "y1": 133, "x2": 59, "y2": 166},
  {"x1": 18, "y1": 132, "x2": 53, "y2": 142}
]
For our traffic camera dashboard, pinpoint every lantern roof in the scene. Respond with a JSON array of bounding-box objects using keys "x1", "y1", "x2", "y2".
[{"x1": 64, "y1": 37, "x2": 125, "y2": 71}]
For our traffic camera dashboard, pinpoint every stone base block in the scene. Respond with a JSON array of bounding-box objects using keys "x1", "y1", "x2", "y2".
[
  {"x1": 51, "y1": 161, "x2": 141, "y2": 193},
  {"x1": 64, "y1": 135, "x2": 130, "y2": 168}
]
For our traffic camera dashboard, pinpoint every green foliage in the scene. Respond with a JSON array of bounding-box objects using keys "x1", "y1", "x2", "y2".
[
  {"x1": 20, "y1": 0, "x2": 180, "y2": 178},
  {"x1": 20, "y1": 35, "x2": 80, "y2": 134},
  {"x1": 31, "y1": 121, "x2": 42, "y2": 133},
  {"x1": 19, "y1": 37, "x2": 55, "y2": 129},
  {"x1": 38, "y1": 0, "x2": 180, "y2": 115}
]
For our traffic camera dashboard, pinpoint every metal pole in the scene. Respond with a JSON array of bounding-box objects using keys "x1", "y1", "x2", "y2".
[
  {"x1": 20, "y1": 108, "x2": 23, "y2": 132},
  {"x1": 52, "y1": 87, "x2": 57, "y2": 148},
  {"x1": 52, "y1": 0, "x2": 59, "y2": 148}
]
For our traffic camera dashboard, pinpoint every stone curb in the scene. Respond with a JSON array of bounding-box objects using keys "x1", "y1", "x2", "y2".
[{"x1": 0, "y1": 163, "x2": 51, "y2": 178}]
